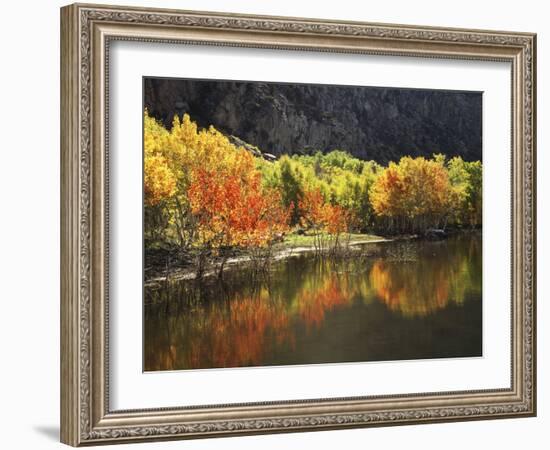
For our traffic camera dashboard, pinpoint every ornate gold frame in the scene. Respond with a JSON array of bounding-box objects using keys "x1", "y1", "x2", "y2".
[{"x1": 60, "y1": 3, "x2": 536, "y2": 446}]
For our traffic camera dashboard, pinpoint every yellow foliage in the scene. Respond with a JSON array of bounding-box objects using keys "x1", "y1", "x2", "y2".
[
  {"x1": 144, "y1": 154, "x2": 176, "y2": 206},
  {"x1": 144, "y1": 110, "x2": 254, "y2": 188},
  {"x1": 144, "y1": 110, "x2": 290, "y2": 248},
  {"x1": 369, "y1": 156, "x2": 462, "y2": 231}
]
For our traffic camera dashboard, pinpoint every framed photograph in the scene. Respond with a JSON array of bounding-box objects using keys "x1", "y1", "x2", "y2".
[{"x1": 60, "y1": 3, "x2": 537, "y2": 446}]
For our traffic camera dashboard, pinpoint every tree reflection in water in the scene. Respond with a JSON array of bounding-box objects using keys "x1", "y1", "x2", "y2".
[{"x1": 144, "y1": 233, "x2": 482, "y2": 371}]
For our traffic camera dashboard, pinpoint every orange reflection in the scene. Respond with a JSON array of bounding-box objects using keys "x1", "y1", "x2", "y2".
[
  {"x1": 144, "y1": 235, "x2": 481, "y2": 370},
  {"x1": 145, "y1": 264, "x2": 367, "y2": 370}
]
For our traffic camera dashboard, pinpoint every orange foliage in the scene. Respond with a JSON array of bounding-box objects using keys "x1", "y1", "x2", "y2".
[
  {"x1": 368, "y1": 163, "x2": 405, "y2": 218},
  {"x1": 189, "y1": 292, "x2": 292, "y2": 369},
  {"x1": 369, "y1": 259, "x2": 450, "y2": 317},
  {"x1": 369, "y1": 156, "x2": 456, "y2": 231},
  {"x1": 179, "y1": 275, "x2": 355, "y2": 369},
  {"x1": 295, "y1": 278, "x2": 353, "y2": 331},
  {"x1": 145, "y1": 264, "x2": 365, "y2": 370},
  {"x1": 144, "y1": 112, "x2": 292, "y2": 248},
  {"x1": 299, "y1": 187, "x2": 349, "y2": 235},
  {"x1": 188, "y1": 151, "x2": 291, "y2": 248}
]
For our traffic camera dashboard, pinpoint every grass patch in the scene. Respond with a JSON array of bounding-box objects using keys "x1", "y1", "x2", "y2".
[{"x1": 280, "y1": 232, "x2": 384, "y2": 248}]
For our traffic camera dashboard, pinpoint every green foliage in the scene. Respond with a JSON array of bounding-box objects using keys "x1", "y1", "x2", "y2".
[
  {"x1": 447, "y1": 156, "x2": 483, "y2": 227},
  {"x1": 367, "y1": 154, "x2": 483, "y2": 233},
  {"x1": 266, "y1": 156, "x2": 305, "y2": 225},
  {"x1": 259, "y1": 150, "x2": 382, "y2": 232},
  {"x1": 145, "y1": 109, "x2": 483, "y2": 254}
]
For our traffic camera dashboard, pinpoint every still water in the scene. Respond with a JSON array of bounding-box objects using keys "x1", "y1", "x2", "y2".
[{"x1": 144, "y1": 233, "x2": 482, "y2": 371}]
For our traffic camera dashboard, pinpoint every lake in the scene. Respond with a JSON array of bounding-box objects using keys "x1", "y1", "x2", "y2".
[{"x1": 144, "y1": 233, "x2": 482, "y2": 371}]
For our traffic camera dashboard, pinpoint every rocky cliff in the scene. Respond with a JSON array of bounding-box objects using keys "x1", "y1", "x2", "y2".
[{"x1": 144, "y1": 78, "x2": 482, "y2": 164}]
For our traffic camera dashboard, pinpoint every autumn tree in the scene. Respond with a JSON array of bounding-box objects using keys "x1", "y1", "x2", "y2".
[
  {"x1": 188, "y1": 153, "x2": 291, "y2": 249},
  {"x1": 260, "y1": 151, "x2": 382, "y2": 232},
  {"x1": 144, "y1": 110, "x2": 292, "y2": 254},
  {"x1": 144, "y1": 108, "x2": 483, "y2": 276},
  {"x1": 143, "y1": 112, "x2": 176, "y2": 243},
  {"x1": 299, "y1": 187, "x2": 349, "y2": 252},
  {"x1": 369, "y1": 156, "x2": 458, "y2": 233}
]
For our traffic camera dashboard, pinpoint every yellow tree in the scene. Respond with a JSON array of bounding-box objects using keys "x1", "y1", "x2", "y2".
[
  {"x1": 144, "y1": 155, "x2": 176, "y2": 206},
  {"x1": 369, "y1": 156, "x2": 455, "y2": 233},
  {"x1": 144, "y1": 110, "x2": 278, "y2": 248},
  {"x1": 143, "y1": 113, "x2": 177, "y2": 241},
  {"x1": 144, "y1": 110, "x2": 292, "y2": 275}
]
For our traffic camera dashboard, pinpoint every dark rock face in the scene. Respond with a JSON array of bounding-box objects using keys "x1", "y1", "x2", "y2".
[{"x1": 144, "y1": 78, "x2": 482, "y2": 164}]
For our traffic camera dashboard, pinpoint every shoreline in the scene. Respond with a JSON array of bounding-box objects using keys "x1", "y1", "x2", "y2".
[
  {"x1": 144, "y1": 229, "x2": 481, "y2": 287},
  {"x1": 144, "y1": 235, "x2": 396, "y2": 287}
]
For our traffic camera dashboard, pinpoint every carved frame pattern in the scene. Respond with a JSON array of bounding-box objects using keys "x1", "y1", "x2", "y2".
[{"x1": 61, "y1": 3, "x2": 536, "y2": 446}]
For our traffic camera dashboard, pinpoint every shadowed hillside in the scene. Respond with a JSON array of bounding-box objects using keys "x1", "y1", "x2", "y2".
[{"x1": 144, "y1": 77, "x2": 482, "y2": 164}]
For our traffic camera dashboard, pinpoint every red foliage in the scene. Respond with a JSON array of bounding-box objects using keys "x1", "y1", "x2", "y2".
[
  {"x1": 188, "y1": 166, "x2": 291, "y2": 248},
  {"x1": 299, "y1": 187, "x2": 349, "y2": 235}
]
